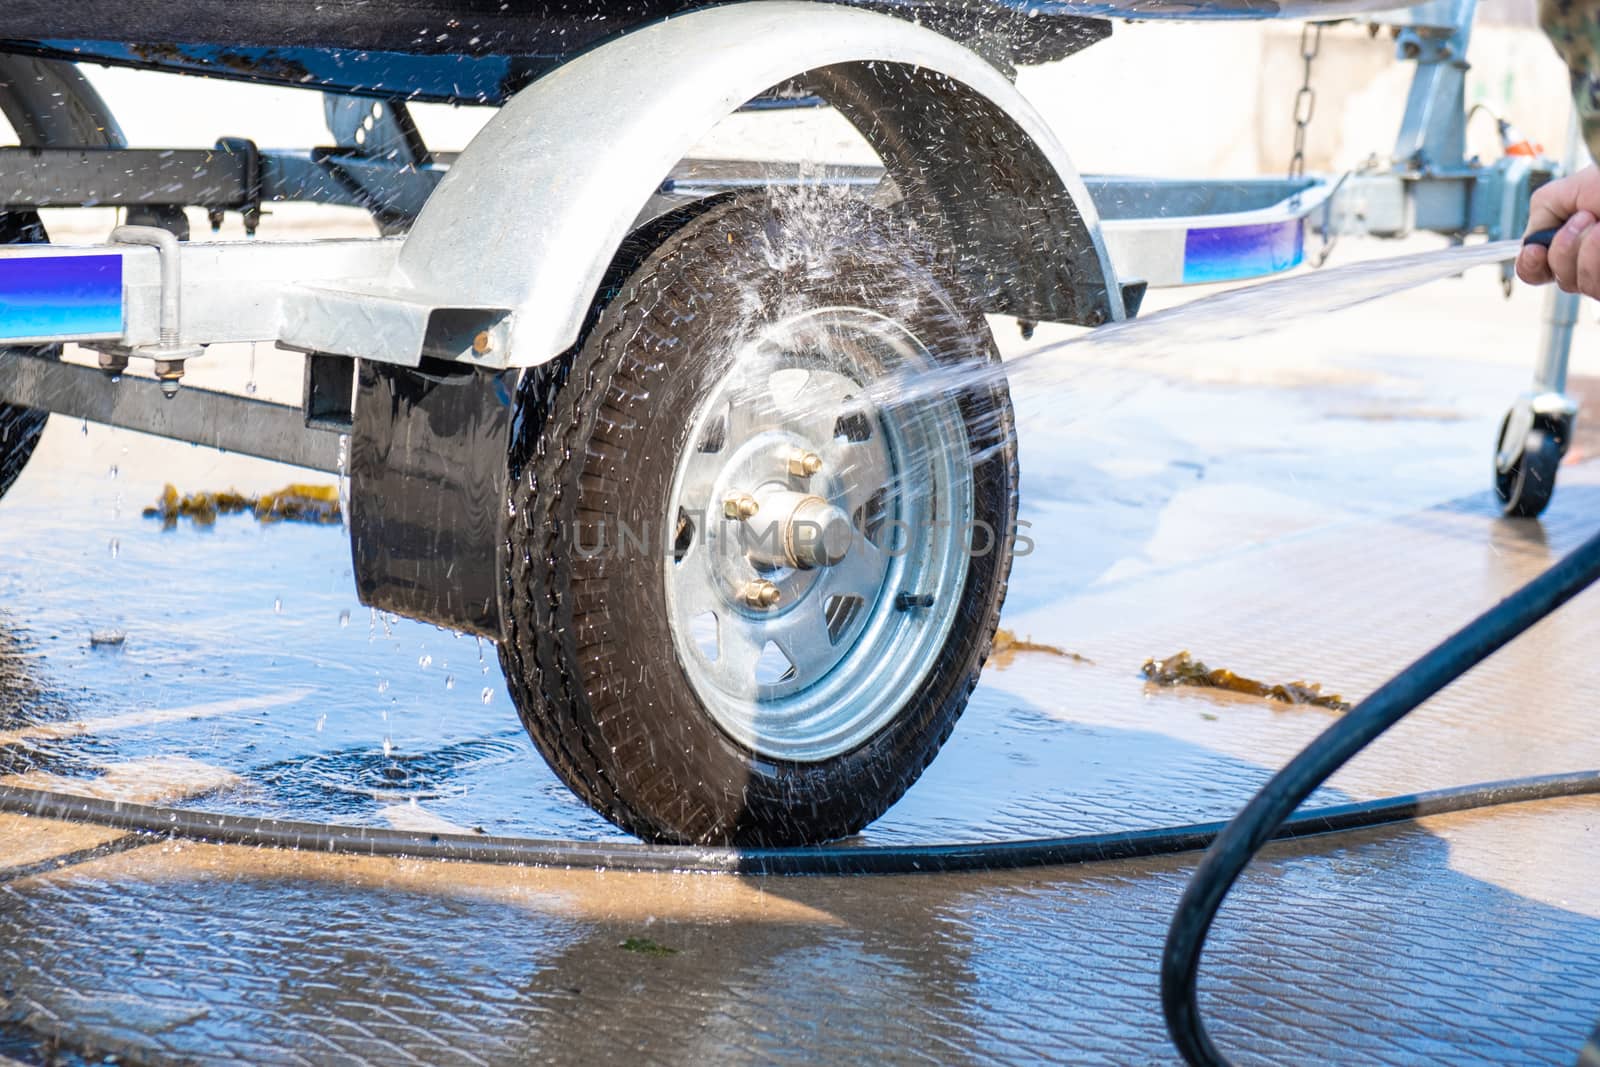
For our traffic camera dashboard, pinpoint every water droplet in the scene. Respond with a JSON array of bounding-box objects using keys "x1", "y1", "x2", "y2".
[
  {"x1": 337, "y1": 434, "x2": 351, "y2": 531},
  {"x1": 418, "y1": 654, "x2": 433, "y2": 669},
  {"x1": 108, "y1": 538, "x2": 119, "y2": 559},
  {"x1": 480, "y1": 688, "x2": 494, "y2": 704},
  {"x1": 382, "y1": 736, "x2": 393, "y2": 757},
  {"x1": 339, "y1": 610, "x2": 351, "y2": 628},
  {"x1": 273, "y1": 598, "x2": 283, "y2": 614},
  {"x1": 107, "y1": 465, "x2": 118, "y2": 480},
  {"x1": 445, "y1": 674, "x2": 456, "y2": 690},
  {"x1": 315, "y1": 713, "x2": 326, "y2": 733}
]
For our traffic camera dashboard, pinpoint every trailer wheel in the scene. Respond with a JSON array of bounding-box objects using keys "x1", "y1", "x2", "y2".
[
  {"x1": 499, "y1": 195, "x2": 1018, "y2": 845},
  {"x1": 0, "y1": 211, "x2": 51, "y2": 503}
]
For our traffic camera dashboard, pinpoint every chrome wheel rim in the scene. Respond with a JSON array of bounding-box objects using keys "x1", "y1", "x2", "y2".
[{"x1": 663, "y1": 307, "x2": 976, "y2": 762}]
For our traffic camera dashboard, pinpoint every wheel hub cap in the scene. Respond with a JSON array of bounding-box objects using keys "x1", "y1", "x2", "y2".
[
  {"x1": 742, "y1": 489, "x2": 854, "y2": 570},
  {"x1": 662, "y1": 308, "x2": 978, "y2": 762}
]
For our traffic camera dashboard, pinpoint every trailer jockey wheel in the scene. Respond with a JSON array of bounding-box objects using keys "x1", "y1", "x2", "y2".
[
  {"x1": 1495, "y1": 411, "x2": 1565, "y2": 519},
  {"x1": 0, "y1": 211, "x2": 52, "y2": 504},
  {"x1": 499, "y1": 195, "x2": 1019, "y2": 846}
]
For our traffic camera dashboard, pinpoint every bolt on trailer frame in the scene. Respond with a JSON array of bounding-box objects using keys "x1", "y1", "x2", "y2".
[{"x1": 0, "y1": 0, "x2": 1573, "y2": 842}]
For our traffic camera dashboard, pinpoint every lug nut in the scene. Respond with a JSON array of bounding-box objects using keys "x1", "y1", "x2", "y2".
[
  {"x1": 723, "y1": 492, "x2": 760, "y2": 520},
  {"x1": 787, "y1": 448, "x2": 823, "y2": 477},
  {"x1": 741, "y1": 579, "x2": 782, "y2": 608}
]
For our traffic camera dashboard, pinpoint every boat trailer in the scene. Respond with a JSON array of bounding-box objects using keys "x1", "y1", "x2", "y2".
[{"x1": 0, "y1": 0, "x2": 1574, "y2": 847}]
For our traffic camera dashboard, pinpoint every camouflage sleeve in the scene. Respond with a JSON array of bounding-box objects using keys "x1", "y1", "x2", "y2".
[{"x1": 1543, "y1": 0, "x2": 1600, "y2": 158}]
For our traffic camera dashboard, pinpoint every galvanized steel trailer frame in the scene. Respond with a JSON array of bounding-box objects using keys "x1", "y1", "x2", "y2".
[{"x1": 0, "y1": 0, "x2": 1574, "y2": 633}]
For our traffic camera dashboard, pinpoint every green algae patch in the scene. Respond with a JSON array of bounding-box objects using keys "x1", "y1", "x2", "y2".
[
  {"x1": 143, "y1": 484, "x2": 341, "y2": 529},
  {"x1": 618, "y1": 937, "x2": 679, "y2": 957},
  {"x1": 1140, "y1": 651, "x2": 1351, "y2": 712}
]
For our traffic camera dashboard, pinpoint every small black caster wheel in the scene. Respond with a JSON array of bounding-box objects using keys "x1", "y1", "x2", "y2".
[{"x1": 1495, "y1": 418, "x2": 1562, "y2": 519}]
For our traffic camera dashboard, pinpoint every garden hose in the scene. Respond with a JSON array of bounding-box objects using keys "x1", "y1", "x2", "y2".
[
  {"x1": 1162, "y1": 521, "x2": 1600, "y2": 1067},
  {"x1": 0, "y1": 760, "x2": 1597, "y2": 877}
]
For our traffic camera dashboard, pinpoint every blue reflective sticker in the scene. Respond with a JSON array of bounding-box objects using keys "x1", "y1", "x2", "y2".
[
  {"x1": 1182, "y1": 220, "x2": 1304, "y2": 285},
  {"x1": 0, "y1": 254, "x2": 123, "y2": 341}
]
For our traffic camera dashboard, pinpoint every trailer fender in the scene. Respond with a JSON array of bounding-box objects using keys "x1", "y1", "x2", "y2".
[
  {"x1": 343, "y1": 1, "x2": 1124, "y2": 636},
  {"x1": 382, "y1": 0, "x2": 1122, "y2": 371}
]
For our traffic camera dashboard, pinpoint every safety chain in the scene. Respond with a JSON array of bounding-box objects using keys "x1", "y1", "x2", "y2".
[{"x1": 1288, "y1": 23, "x2": 1322, "y2": 178}]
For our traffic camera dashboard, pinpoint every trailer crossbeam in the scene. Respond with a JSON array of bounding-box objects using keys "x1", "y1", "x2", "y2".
[{"x1": 0, "y1": 353, "x2": 340, "y2": 472}]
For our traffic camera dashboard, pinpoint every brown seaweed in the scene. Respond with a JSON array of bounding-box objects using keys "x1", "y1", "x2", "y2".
[
  {"x1": 988, "y1": 628, "x2": 1093, "y2": 670},
  {"x1": 142, "y1": 484, "x2": 341, "y2": 529},
  {"x1": 1140, "y1": 650, "x2": 1351, "y2": 712}
]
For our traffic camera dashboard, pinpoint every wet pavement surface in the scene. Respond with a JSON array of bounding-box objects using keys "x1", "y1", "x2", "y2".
[{"x1": 3, "y1": 272, "x2": 1600, "y2": 1063}]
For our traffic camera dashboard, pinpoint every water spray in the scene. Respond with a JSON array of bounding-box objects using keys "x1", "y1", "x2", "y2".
[{"x1": 859, "y1": 238, "x2": 1527, "y2": 420}]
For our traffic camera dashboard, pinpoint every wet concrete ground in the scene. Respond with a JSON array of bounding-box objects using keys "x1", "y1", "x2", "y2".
[{"x1": 2, "y1": 243, "x2": 1600, "y2": 1063}]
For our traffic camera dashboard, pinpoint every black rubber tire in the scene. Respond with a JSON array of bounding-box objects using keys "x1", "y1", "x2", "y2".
[
  {"x1": 1496, "y1": 422, "x2": 1562, "y2": 519},
  {"x1": 498, "y1": 195, "x2": 1019, "y2": 846},
  {"x1": 0, "y1": 210, "x2": 51, "y2": 503}
]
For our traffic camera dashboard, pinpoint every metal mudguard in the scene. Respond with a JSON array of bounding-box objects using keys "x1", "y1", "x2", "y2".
[
  {"x1": 344, "y1": 1, "x2": 1126, "y2": 636},
  {"x1": 290, "y1": 1, "x2": 1125, "y2": 374}
]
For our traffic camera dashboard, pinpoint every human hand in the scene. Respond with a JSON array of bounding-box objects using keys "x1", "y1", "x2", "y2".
[{"x1": 1518, "y1": 165, "x2": 1600, "y2": 296}]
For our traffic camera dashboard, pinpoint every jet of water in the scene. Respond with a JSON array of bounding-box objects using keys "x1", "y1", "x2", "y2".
[
  {"x1": 872, "y1": 238, "x2": 1523, "y2": 412},
  {"x1": 1052, "y1": 239, "x2": 1518, "y2": 360}
]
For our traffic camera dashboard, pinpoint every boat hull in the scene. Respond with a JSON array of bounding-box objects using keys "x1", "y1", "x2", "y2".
[{"x1": 0, "y1": 0, "x2": 1413, "y2": 105}]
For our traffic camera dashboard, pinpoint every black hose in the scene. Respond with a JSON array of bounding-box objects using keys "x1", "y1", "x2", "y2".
[
  {"x1": 0, "y1": 767, "x2": 1598, "y2": 876},
  {"x1": 1162, "y1": 525, "x2": 1600, "y2": 1067}
]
